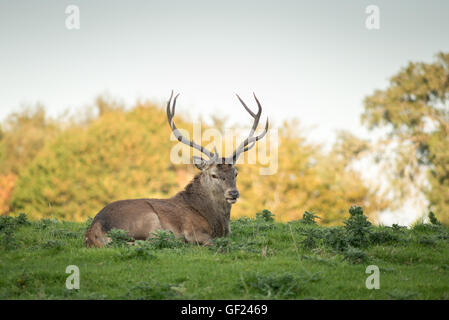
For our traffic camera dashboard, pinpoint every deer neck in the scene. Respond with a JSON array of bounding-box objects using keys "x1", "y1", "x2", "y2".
[{"x1": 178, "y1": 174, "x2": 231, "y2": 237}]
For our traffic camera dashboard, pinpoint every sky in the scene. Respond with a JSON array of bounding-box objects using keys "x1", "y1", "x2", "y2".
[
  {"x1": 1, "y1": 0, "x2": 448, "y2": 224},
  {"x1": 1, "y1": 0, "x2": 448, "y2": 139}
]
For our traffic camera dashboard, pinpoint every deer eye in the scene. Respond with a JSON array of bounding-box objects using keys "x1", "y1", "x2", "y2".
[{"x1": 211, "y1": 174, "x2": 219, "y2": 179}]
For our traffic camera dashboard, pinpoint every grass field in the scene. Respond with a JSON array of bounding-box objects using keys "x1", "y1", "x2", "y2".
[{"x1": 1, "y1": 207, "x2": 449, "y2": 300}]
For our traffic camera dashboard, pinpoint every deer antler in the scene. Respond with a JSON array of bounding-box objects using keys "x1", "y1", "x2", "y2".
[
  {"x1": 227, "y1": 93, "x2": 269, "y2": 163},
  {"x1": 167, "y1": 91, "x2": 219, "y2": 164}
]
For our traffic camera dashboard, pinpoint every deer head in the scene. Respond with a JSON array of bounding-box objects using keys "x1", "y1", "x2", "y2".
[{"x1": 166, "y1": 91, "x2": 268, "y2": 204}]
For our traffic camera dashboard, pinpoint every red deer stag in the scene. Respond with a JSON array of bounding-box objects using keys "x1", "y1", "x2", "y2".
[{"x1": 84, "y1": 92, "x2": 269, "y2": 247}]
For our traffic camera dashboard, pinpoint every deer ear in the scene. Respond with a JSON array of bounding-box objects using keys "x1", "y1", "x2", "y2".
[{"x1": 193, "y1": 156, "x2": 208, "y2": 170}]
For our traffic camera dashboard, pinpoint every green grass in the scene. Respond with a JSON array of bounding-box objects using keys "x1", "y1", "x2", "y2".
[{"x1": 1, "y1": 208, "x2": 449, "y2": 300}]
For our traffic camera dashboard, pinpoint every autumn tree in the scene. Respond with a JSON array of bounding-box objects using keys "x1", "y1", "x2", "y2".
[
  {"x1": 0, "y1": 105, "x2": 60, "y2": 214},
  {"x1": 8, "y1": 98, "x2": 385, "y2": 224},
  {"x1": 9, "y1": 101, "x2": 197, "y2": 221},
  {"x1": 0, "y1": 104, "x2": 59, "y2": 175},
  {"x1": 362, "y1": 52, "x2": 449, "y2": 224},
  {"x1": 234, "y1": 121, "x2": 385, "y2": 225}
]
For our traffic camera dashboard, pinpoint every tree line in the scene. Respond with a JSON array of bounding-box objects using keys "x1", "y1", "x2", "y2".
[{"x1": 1, "y1": 53, "x2": 447, "y2": 225}]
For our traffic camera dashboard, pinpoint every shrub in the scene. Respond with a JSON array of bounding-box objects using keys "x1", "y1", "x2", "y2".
[
  {"x1": 299, "y1": 211, "x2": 320, "y2": 225},
  {"x1": 428, "y1": 211, "x2": 441, "y2": 226},
  {"x1": 300, "y1": 228, "x2": 324, "y2": 250},
  {"x1": 256, "y1": 209, "x2": 275, "y2": 222},
  {"x1": 0, "y1": 213, "x2": 30, "y2": 250},
  {"x1": 0, "y1": 226, "x2": 18, "y2": 250},
  {"x1": 323, "y1": 227, "x2": 348, "y2": 252},
  {"x1": 106, "y1": 229, "x2": 133, "y2": 248},
  {"x1": 0, "y1": 215, "x2": 16, "y2": 232},
  {"x1": 0, "y1": 213, "x2": 29, "y2": 230},
  {"x1": 369, "y1": 228, "x2": 400, "y2": 245},
  {"x1": 15, "y1": 213, "x2": 30, "y2": 226},
  {"x1": 344, "y1": 206, "x2": 372, "y2": 247},
  {"x1": 146, "y1": 230, "x2": 185, "y2": 249}
]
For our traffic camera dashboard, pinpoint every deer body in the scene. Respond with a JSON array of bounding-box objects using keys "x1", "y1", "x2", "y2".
[
  {"x1": 85, "y1": 167, "x2": 234, "y2": 247},
  {"x1": 84, "y1": 92, "x2": 268, "y2": 247}
]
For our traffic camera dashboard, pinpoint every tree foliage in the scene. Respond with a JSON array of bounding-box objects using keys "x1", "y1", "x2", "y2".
[
  {"x1": 235, "y1": 122, "x2": 384, "y2": 224},
  {"x1": 3, "y1": 98, "x2": 385, "y2": 224},
  {"x1": 0, "y1": 105, "x2": 60, "y2": 214},
  {"x1": 0, "y1": 105, "x2": 60, "y2": 175},
  {"x1": 362, "y1": 52, "x2": 449, "y2": 223},
  {"x1": 9, "y1": 102, "x2": 193, "y2": 221}
]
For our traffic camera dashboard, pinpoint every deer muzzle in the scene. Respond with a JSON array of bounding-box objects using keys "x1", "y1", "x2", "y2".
[{"x1": 225, "y1": 189, "x2": 240, "y2": 204}]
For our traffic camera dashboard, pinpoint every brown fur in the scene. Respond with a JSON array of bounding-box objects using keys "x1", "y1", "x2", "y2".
[{"x1": 84, "y1": 160, "x2": 238, "y2": 247}]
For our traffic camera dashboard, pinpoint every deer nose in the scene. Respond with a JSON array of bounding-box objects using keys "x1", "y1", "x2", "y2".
[{"x1": 227, "y1": 189, "x2": 239, "y2": 199}]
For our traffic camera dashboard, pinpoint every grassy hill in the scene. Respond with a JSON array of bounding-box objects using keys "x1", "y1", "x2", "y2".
[{"x1": 1, "y1": 207, "x2": 448, "y2": 300}]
